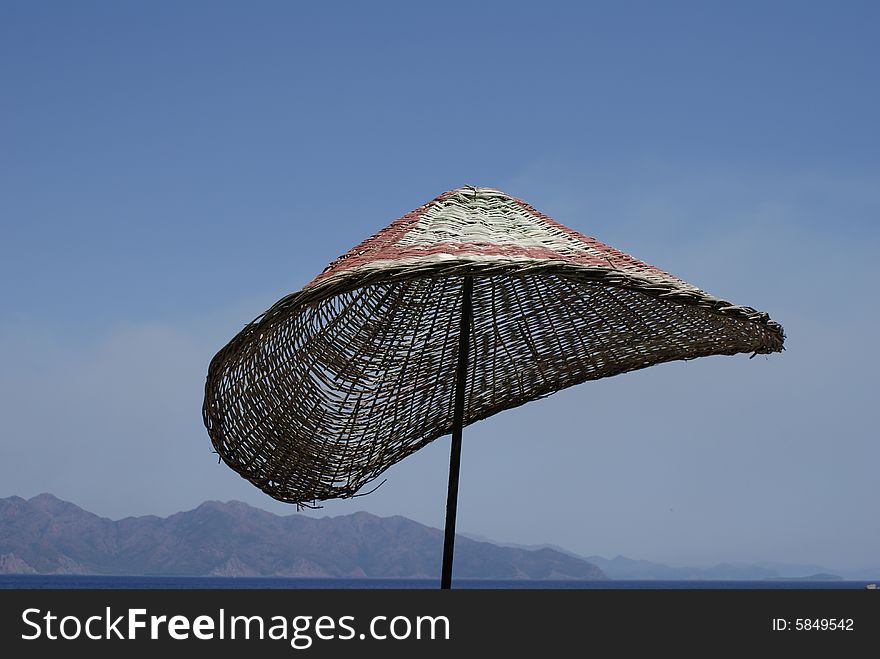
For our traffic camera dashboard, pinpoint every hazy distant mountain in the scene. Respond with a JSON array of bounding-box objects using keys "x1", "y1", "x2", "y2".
[
  {"x1": 0, "y1": 494, "x2": 606, "y2": 579},
  {"x1": 582, "y1": 555, "x2": 846, "y2": 581},
  {"x1": 459, "y1": 534, "x2": 877, "y2": 581}
]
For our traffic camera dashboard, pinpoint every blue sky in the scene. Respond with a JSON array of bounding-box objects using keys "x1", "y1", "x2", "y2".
[{"x1": 1, "y1": 1, "x2": 877, "y2": 571}]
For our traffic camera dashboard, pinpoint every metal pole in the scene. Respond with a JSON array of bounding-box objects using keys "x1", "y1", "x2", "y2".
[{"x1": 441, "y1": 276, "x2": 473, "y2": 590}]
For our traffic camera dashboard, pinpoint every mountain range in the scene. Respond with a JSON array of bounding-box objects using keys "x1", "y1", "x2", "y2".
[
  {"x1": 3, "y1": 494, "x2": 875, "y2": 580},
  {"x1": 0, "y1": 494, "x2": 605, "y2": 579}
]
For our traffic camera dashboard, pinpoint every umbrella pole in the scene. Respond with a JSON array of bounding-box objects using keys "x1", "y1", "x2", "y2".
[{"x1": 441, "y1": 276, "x2": 474, "y2": 590}]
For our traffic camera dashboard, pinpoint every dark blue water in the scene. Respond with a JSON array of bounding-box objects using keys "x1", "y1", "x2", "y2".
[{"x1": 1, "y1": 575, "x2": 875, "y2": 589}]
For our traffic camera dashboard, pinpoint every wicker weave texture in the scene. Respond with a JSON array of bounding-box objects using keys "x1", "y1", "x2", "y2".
[{"x1": 203, "y1": 187, "x2": 784, "y2": 506}]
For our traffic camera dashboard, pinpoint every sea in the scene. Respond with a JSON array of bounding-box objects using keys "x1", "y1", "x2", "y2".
[{"x1": 1, "y1": 575, "x2": 876, "y2": 589}]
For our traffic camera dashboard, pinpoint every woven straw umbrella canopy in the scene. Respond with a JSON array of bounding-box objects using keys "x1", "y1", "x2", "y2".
[{"x1": 203, "y1": 185, "x2": 784, "y2": 587}]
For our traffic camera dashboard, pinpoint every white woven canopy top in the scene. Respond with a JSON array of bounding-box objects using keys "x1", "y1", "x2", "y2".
[{"x1": 203, "y1": 186, "x2": 784, "y2": 506}]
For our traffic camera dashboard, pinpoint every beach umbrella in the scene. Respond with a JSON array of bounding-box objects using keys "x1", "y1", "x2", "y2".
[{"x1": 203, "y1": 186, "x2": 784, "y2": 588}]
